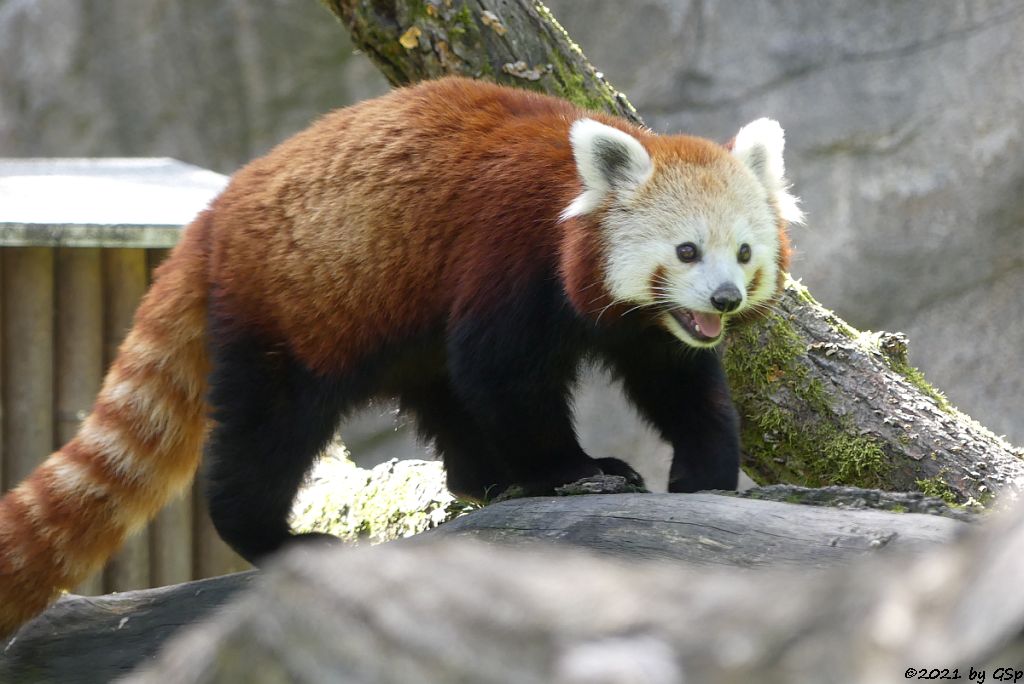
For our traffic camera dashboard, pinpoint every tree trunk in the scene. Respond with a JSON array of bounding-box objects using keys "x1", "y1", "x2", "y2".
[
  {"x1": 0, "y1": 491, "x2": 969, "y2": 683},
  {"x1": 320, "y1": 0, "x2": 1024, "y2": 505},
  {"x1": 320, "y1": 0, "x2": 641, "y2": 124}
]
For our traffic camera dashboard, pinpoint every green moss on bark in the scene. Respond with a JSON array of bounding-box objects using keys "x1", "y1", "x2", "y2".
[
  {"x1": 724, "y1": 299, "x2": 889, "y2": 489},
  {"x1": 533, "y1": 2, "x2": 641, "y2": 118},
  {"x1": 788, "y1": 278, "x2": 858, "y2": 339},
  {"x1": 915, "y1": 473, "x2": 960, "y2": 506}
]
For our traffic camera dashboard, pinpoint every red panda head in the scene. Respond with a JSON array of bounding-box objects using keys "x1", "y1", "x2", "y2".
[{"x1": 562, "y1": 117, "x2": 802, "y2": 348}]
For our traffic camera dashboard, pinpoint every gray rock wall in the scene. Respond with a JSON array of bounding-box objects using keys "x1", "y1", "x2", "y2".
[
  {"x1": 1, "y1": 0, "x2": 1018, "y2": 479},
  {"x1": 0, "y1": 0, "x2": 388, "y2": 172}
]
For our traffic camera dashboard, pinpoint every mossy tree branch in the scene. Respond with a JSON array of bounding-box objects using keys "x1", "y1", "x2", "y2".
[
  {"x1": 320, "y1": 0, "x2": 641, "y2": 122},
  {"x1": 724, "y1": 280, "x2": 1022, "y2": 504},
  {"x1": 319, "y1": 0, "x2": 1023, "y2": 505}
]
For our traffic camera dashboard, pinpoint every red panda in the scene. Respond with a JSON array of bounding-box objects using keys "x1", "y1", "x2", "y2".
[{"x1": 0, "y1": 77, "x2": 800, "y2": 636}]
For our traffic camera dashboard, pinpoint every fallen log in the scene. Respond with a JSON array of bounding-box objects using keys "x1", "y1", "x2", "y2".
[
  {"x1": 426, "y1": 492, "x2": 966, "y2": 567},
  {"x1": 125, "y1": 502, "x2": 1022, "y2": 684},
  {"x1": 0, "y1": 491, "x2": 966, "y2": 683}
]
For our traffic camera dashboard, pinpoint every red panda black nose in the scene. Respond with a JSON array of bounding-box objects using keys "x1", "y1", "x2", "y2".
[{"x1": 711, "y1": 284, "x2": 743, "y2": 313}]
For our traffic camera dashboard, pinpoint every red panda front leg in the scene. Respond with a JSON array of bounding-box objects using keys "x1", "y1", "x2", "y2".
[
  {"x1": 602, "y1": 328, "x2": 741, "y2": 493},
  {"x1": 446, "y1": 278, "x2": 644, "y2": 495}
]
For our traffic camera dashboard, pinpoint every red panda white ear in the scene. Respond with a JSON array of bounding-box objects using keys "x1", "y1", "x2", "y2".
[
  {"x1": 562, "y1": 119, "x2": 653, "y2": 220},
  {"x1": 732, "y1": 118, "x2": 804, "y2": 224}
]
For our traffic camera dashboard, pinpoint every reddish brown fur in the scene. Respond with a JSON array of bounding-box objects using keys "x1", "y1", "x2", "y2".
[
  {"x1": 747, "y1": 267, "x2": 764, "y2": 300},
  {"x1": 560, "y1": 215, "x2": 626, "y2": 320},
  {"x1": 0, "y1": 78, "x2": 791, "y2": 635},
  {"x1": 775, "y1": 215, "x2": 792, "y2": 284},
  {"x1": 207, "y1": 79, "x2": 652, "y2": 373}
]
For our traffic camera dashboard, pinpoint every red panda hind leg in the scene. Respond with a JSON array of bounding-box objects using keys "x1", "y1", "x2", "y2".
[{"x1": 202, "y1": 325, "x2": 353, "y2": 563}]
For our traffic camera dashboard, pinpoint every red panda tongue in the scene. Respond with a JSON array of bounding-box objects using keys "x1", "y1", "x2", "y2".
[{"x1": 693, "y1": 311, "x2": 723, "y2": 338}]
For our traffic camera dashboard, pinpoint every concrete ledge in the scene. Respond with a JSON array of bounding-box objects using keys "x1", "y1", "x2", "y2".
[{"x1": 0, "y1": 158, "x2": 228, "y2": 248}]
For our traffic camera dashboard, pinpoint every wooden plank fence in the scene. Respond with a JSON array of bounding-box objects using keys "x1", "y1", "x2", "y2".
[{"x1": 0, "y1": 159, "x2": 249, "y2": 594}]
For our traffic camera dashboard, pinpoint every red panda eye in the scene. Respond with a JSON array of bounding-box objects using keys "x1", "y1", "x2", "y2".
[
  {"x1": 738, "y1": 243, "x2": 752, "y2": 264},
  {"x1": 676, "y1": 242, "x2": 699, "y2": 263}
]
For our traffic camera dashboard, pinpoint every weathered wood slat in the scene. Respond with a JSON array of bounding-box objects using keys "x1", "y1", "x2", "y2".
[
  {"x1": 151, "y1": 493, "x2": 194, "y2": 588},
  {"x1": 1, "y1": 248, "x2": 55, "y2": 484},
  {"x1": 55, "y1": 248, "x2": 103, "y2": 444}
]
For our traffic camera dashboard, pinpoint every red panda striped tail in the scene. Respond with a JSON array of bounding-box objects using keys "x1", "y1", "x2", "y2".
[{"x1": 0, "y1": 214, "x2": 213, "y2": 637}]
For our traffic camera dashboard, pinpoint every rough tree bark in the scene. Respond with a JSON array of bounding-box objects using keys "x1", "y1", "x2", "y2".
[
  {"x1": 320, "y1": 0, "x2": 1023, "y2": 504},
  {"x1": 0, "y1": 492, "x2": 970, "y2": 683}
]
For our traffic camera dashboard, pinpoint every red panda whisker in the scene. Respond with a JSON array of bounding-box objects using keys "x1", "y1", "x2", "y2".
[
  {"x1": 594, "y1": 297, "x2": 627, "y2": 324},
  {"x1": 619, "y1": 303, "x2": 651, "y2": 317}
]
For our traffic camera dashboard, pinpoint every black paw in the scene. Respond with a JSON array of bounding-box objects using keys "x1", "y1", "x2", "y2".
[
  {"x1": 447, "y1": 481, "x2": 509, "y2": 505},
  {"x1": 288, "y1": 531, "x2": 343, "y2": 549},
  {"x1": 492, "y1": 458, "x2": 648, "y2": 501},
  {"x1": 493, "y1": 460, "x2": 604, "y2": 500},
  {"x1": 668, "y1": 469, "x2": 739, "y2": 493},
  {"x1": 593, "y1": 457, "x2": 646, "y2": 489},
  {"x1": 668, "y1": 478, "x2": 697, "y2": 494}
]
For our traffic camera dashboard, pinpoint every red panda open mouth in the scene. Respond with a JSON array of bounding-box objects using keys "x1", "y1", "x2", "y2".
[{"x1": 668, "y1": 308, "x2": 723, "y2": 343}]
